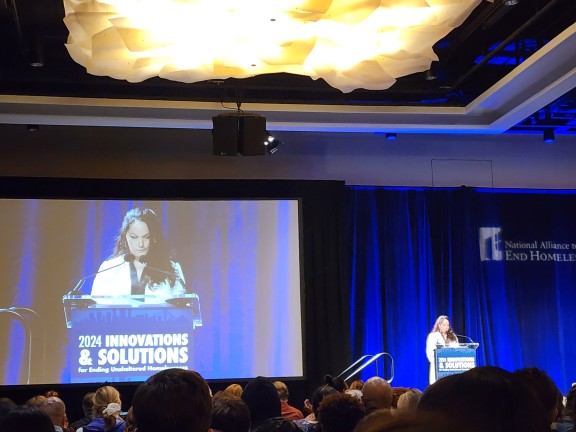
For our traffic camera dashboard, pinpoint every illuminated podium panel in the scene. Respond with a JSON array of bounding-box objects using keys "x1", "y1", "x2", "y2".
[
  {"x1": 435, "y1": 343, "x2": 479, "y2": 381},
  {"x1": 63, "y1": 294, "x2": 202, "y2": 383}
]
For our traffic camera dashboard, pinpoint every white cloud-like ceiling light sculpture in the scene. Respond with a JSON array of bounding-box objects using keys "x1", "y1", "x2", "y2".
[{"x1": 63, "y1": 0, "x2": 483, "y2": 93}]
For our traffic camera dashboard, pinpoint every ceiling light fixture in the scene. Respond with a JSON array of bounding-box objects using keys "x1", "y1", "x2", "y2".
[
  {"x1": 503, "y1": 0, "x2": 519, "y2": 6},
  {"x1": 543, "y1": 129, "x2": 555, "y2": 143},
  {"x1": 386, "y1": 133, "x2": 397, "y2": 140},
  {"x1": 63, "y1": 0, "x2": 483, "y2": 93}
]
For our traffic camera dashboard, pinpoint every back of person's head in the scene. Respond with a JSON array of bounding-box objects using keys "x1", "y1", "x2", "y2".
[
  {"x1": 24, "y1": 395, "x2": 46, "y2": 409},
  {"x1": 349, "y1": 380, "x2": 364, "y2": 391},
  {"x1": 566, "y1": 384, "x2": 576, "y2": 422},
  {"x1": 324, "y1": 375, "x2": 348, "y2": 392},
  {"x1": 273, "y1": 381, "x2": 290, "y2": 401},
  {"x1": 132, "y1": 368, "x2": 212, "y2": 432},
  {"x1": 40, "y1": 396, "x2": 66, "y2": 426},
  {"x1": 391, "y1": 388, "x2": 409, "y2": 409},
  {"x1": 92, "y1": 385, "x2": 122, "y2": 430},
  {"x1": 362, "y1": 377, "x2": 393, "y2": 413},
  {"x1": 513, "y1": 367, "x2": 560, "y2": 425},
  {"x1": 310, "y1": 385, "x2": 338, "y2": 417},
  {"x1": 125, "y1": 407, "x2": 136, "y2": 432},
  {"x1": 418, "y1": 366, "x2": 549, "y2": 432},
  {"x1": 317, "y1": 393, "x2": 366, "y2": 432},
  {"x1": 241, "y1": 376, "x2": 281, "y2": 428},
  {"x1": 82, "y1": 392, "x2": 95, "y2": 417},
  {"x1": 345, "y1": 389, "x2": 364, "y2": 401},
  {"x1": 396, "y1": 389, "x2": 422, "y2": 413},
  {"x1": 1, "y1": 407, "x2": 55, "y2": 432},
  {"x1": 224, "y1": 384, "x2": 243, "y2": 399},
  {"x1": 0, "y1": 398, "x2": 17, "y2": 423},
  {"x1": 254, "y1": 417, "x2": 299, "y2": 432},
  {"x1": 353, "y1": 410, "x2": 459, "y2": 432},
  {"x1": 211, "y1": 395, "x2": 251, "y2": 432}
]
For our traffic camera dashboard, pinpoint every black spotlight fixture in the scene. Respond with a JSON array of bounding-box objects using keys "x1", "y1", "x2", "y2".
[
  {"x1": 385, "y1": 132, "x2": 397, "y2": 140},
  {"x1": 26, "y1": 124, "x2": 39, "y2": 132},
  {"x1": 264, "y1": 132, "x2": 282, "y2": 154},
  {"x1": 212, "y1": 113, "x2": 270, "y2": 156},
  {"x1": 543, "y1": 128, "x2": 555, "y2": 143}
]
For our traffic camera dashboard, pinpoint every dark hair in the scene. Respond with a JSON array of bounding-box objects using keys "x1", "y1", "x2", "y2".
[
  {"x1": 317, "y1": 393, "x2": 366, "y2": 432},
  {"x1": 565, "y1": 384, "x2": 576, "y2": 422},
  {"x1": 82, "y1": 392, "x2": 95, "y2": 416},
  {"x1": 132, "y1": 368, "x2": 212, "y2": 432},
  {"x1": 255, "y1": 417, "x2": 300, "y2": 432},
  {"x1": 310, "y1": 385, "x2": 338, "y2": 417},
  {"x1": 419, "y1": 366, "x2": 549, "y2": 432},
  {"x1": 211, "y1": 395, "x2": 251, "y2": 432},
  {"x1": 353, "y1": 410, "x2": 460, "y2": 432},
  {"x1": 0, "y1": 407, "x2": 55, "y2": 432},
  {"x1": 113, "y1": 207, "x2": 178, "y2": 286},
  {"x1": 0, "y1": 398, "x2": 17, "y2": 423},
  {"x1": 241, "y1": 376, "x2": 281, "y2": 428},
  {"x1": 513, "y1": 367, "x2": 560, "y2": 424},
  {"x1": 324, "y1": 375, "x2": 348, "y2": 392}
]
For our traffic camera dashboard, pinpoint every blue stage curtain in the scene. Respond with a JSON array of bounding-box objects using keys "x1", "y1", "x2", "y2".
[{"x1": 346, "y1": 186, "x2": 576, "y2": 392}]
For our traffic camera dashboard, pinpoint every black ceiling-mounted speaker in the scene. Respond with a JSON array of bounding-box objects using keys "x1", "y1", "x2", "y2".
[
  {"x1": 239, "y1": 115, "x2": 267, "y2": 156},
  {"x1": 212, "y1": 114, "x2": 240, "y2": 156},
  {"x1": 212, "y1": 113, "x2": 268, "y2": 156}
]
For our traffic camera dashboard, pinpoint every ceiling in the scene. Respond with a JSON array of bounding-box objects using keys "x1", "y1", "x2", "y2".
[{"x1": 1, "y1": 0, "x2": 576, "y2": 135}]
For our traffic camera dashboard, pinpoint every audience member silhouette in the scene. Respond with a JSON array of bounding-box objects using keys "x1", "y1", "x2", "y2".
[
  {"x1": 349, "y1": 380, "x2": 364, "y2": 391},
  {"x1": 124, "y1": 407, "x2": 136, "y2": 432},
  {"x1": 254, "y1": 417, "x2": 300, "y2": 432},
  {"x1": 362, "y1": 377, "x2": 393, "y2": 414},
  {"x1": 25, "y1": 395, "x2": 47, "y2": 409},
  {"x1": 324, "y1": 375, "x2": 348, "y2": 392},
  {"x1": 273, "y1": 381, "x2": 303, "y2": 420},
  {"x1": 40, "y1": 396, "x2": 68, "y2": 432},
  {"x1": 78, "y1": 386, "x2": 125, "y2": 432},
  {"x1": 241, "y1": 376, "x2": 281, "y2": 431},
  {"x1": 294, "y1": 385, "x2": 338, "y2": 432},
  {"x1": 513, "y1": 367, "x2": 561, "y2": 427},
  {"x1": 418, "y1": 366, "x2": 550, "y2": 432},
  {"x1": 317, "y1": 392, "x2": 366, "y2": 432},
  {"x1": 212, "y1": 394, "x2": 251, "y2": 432},
  {"x1": 132, "y1": 368, "x2": 212, "y2": 432},
  {"x1": 1, "y1": 406, "x2": 55, "y2": 432},
  {"x1": 69, "y1": 392, "x2": 95, "y2": 431},
  {"x1": 396, "y1": 389, "x2": 421, "y2": 413},
  {"x1": 0, "y1": 397, "x2": 17, "y2": 423},
  {"x1": 353, "y1": 410, "x2": 460, "y2": 432},
  {"x1": 556, "y1": 384, "x2": 575, "y2": 432},
  {"x1": 223, "y1": 384, "x2": 244, "y2": 399}
]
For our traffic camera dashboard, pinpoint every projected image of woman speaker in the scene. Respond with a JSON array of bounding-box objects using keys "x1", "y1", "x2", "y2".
[{"x1": 91, "y1": 208, "x2": 187, "y2": 299}]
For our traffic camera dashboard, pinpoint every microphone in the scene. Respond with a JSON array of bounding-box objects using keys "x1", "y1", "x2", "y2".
[
  {"x1": 66, "y1": 254, "x2": 132, "y2": 296},
  {"x1": 138, "y1": 257, "x2": 186, "y2": 288},
  {"x1": 454, "y1": 333, "x2": 476, "y2": 343}
]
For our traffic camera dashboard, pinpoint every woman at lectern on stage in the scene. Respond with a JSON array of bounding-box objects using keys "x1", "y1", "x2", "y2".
[
  {"x1": 91, "y1": 208, "x2": 186, "y2": 301},
  {"x1": 426, "y1": 315, "x2": 459, "y2": 385}
]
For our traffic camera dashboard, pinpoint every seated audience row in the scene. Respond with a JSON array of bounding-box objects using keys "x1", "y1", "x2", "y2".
[{"x1": 1, "y1": 367, "x2": 574, "y2": 432}]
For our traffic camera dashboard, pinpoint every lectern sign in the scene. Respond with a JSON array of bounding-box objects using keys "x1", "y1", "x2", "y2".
[
  {"x1": 64, "y1": 294, "x2": 202, "y2": 383},
  {"x1": 435, "y1": 344, "x2": 479, "y2": 380}
]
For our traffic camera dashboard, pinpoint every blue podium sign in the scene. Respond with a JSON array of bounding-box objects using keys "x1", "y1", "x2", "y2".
[
  {"x1": 63, "y1": 294, "x2": 202, "y2": 383},
  {"x1": 435, "y1": 343, "x2": 479, "y2": 380}
]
